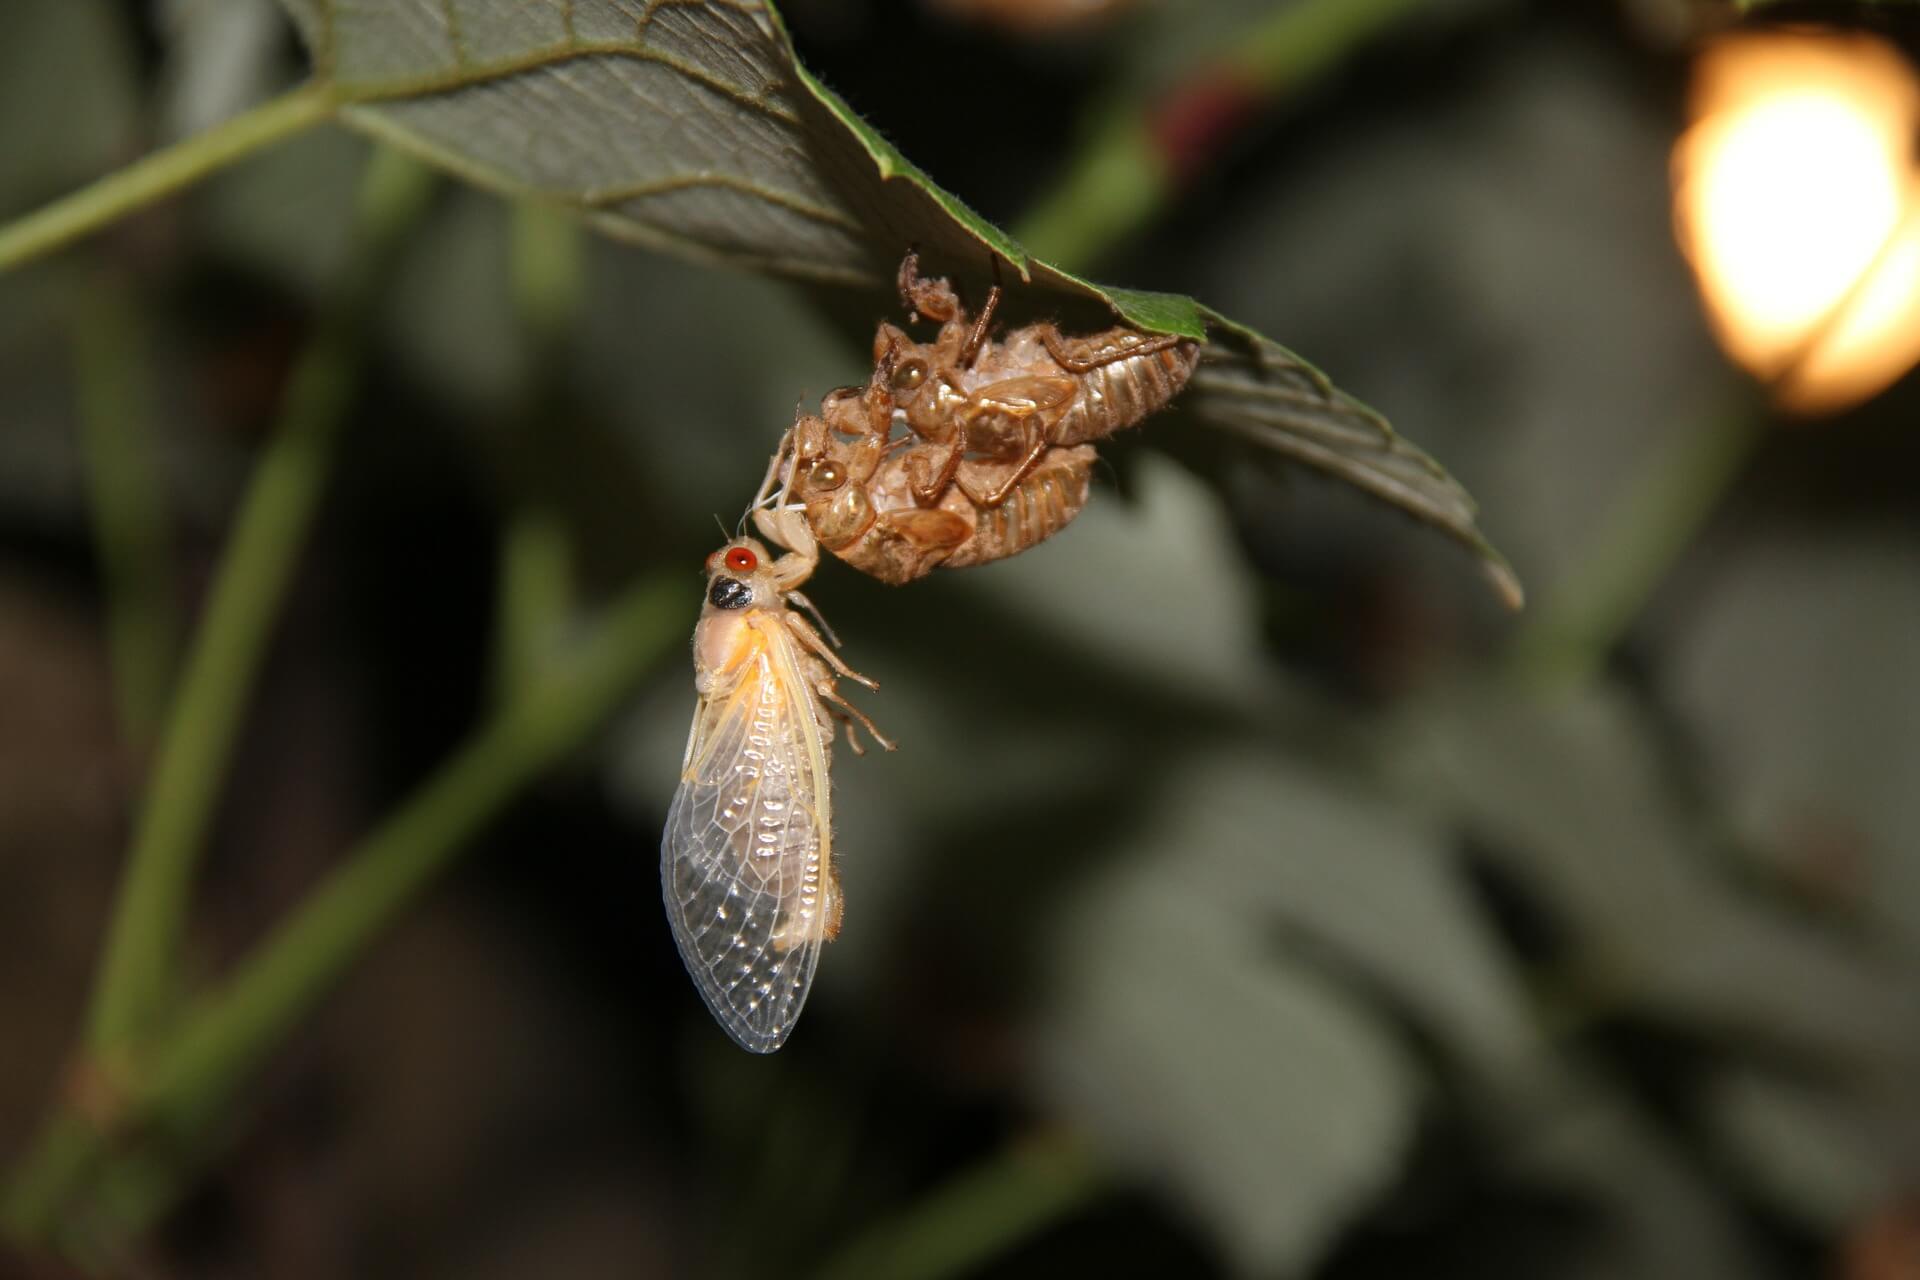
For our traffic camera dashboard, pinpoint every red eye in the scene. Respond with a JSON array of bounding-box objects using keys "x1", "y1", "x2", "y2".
[{"x1": 725, "y1": 547, "x2": 758, "y2": 573}]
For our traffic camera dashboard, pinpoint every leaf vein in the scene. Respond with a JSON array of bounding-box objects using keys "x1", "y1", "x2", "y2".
[
  {"x1": 338, "y1": 39, "x2": 798, "y2": 125},
  {"x1": 439, "y1": 0, "x2": 468, "y2": 69},
  {"x1": 579, "y1": 174, "x2": 862, "y2": 233}
]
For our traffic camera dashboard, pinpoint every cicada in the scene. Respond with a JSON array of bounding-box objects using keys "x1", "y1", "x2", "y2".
[{"x1": 661, "y1": 510, "x2": 890, "y2": 1053}]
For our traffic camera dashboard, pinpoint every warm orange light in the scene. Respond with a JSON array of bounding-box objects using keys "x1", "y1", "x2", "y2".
[{"x1": 1674, "y1": 32, "x2": 1920, "y2": 413}]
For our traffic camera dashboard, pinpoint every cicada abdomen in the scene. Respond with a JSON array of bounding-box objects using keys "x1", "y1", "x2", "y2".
[
  {"x1": 938, "y1": 443, "x2": 1096, "y2": 571},
  {"x1": 995, "y1": 324, "x2": 1201, "y2": 448}
]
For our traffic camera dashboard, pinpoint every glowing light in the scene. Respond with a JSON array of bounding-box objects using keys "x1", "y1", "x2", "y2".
[{"x1": 1674, "y1": 32, "x2": 1920, "y2": 413}]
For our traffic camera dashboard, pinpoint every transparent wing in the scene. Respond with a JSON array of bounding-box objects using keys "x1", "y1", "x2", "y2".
[{"x1": 662, "y1": 641, "x2": 832, "y2": 1054}]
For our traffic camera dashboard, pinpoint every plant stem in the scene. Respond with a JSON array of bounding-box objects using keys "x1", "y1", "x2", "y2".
[
  {"x1": 1015, "y1": 0, "x2": 1423, "y2": 271},
  {"x1": 510, "y1": 199, "x2": 586, "y2": 347},
  {"x1": 493, "y1": 202, "x2": 586, "y2": 702},
  {"x1": 1509, "y1": 396, "x2": 1762, "y2": 688},
  {"x1": 71, "y1": 279, "x2": 179, "y2": 747},
  {"x1": 138, "y1": 576, "x2": 680, "y2": 1135},
  {"x1": 812, "y1": 1132, "x2": 1104, "y2": 1280},
  {"x1": 3, "y1": 576, "x2": 681, "y2": 1247},
  {"x1": 0, "y1": 82, "x2": 336, "y2": 274},
  {"x1": 494, "y1": 508, "x2": 575, "y2": 701},
  {"x1": 0, "y1": 1115, "x2": 97, "y2": 1251},
  {"x1": 84, "y1": 147, "x2": 436, "y2": 1060}
]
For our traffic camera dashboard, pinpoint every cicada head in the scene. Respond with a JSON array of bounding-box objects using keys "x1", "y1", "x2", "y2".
[{"x1": 702, "y1": 538, "x2": 778, "y2": 612}]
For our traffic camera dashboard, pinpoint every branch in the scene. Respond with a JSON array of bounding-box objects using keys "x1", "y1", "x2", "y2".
[
  {"x1": 85, "y1": 146, "x2": 436, "y2": 1060},
  {"x1": 1015, "y1": 0, "x2": 1424, "y2": 270},
  {"x1": 0, "y1": 82, "x2": 337, "y2": 274}
]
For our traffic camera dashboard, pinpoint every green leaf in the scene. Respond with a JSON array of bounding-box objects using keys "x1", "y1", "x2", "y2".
[
  {"x1": 1392, "y1": 685, "x2": 1920, "y2": 1069},
  {"x1": 1663, "y1": 531, "x2": 1920, "y2": 958},
  {"x1": 1037, "y1": 822, "x2": 1419, "y2": 1276},
  {"x1": 269, "y1": 0, "x2": 1517, "y2": 601},
  {"x1": 1033, "y1": 741, "x2": 1545, "y2": 1272},
  {"x1": 1703, "y1": 1065, "x2": 1895, "y2": 1229}
]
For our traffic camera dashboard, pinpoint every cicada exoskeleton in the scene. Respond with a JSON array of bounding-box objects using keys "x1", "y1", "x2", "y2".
[
  {"x1": 872, "y1": 251, "x2": 1200, "y2": 511},
  {"x1": 776, "y1": 409, "x2": 1097, "y2": 585}
]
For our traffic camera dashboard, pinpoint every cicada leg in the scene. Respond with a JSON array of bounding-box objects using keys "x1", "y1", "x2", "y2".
[
  {"x1": 1035, "y1": 323, "x2": 1188, "y2": 375},
  {"x1": 898, "y1": 248, "x2": 962, "y2": 323},
  {"x1": 820, "y1": 689, "x2": 893, "y2": 756},
  {"x1": 906, "y1": 438, "x2": 966, "y2": 506},
  {"x1": 784, "y1": 610, "x2": 878, "y2": 692},
  {"x1": 784, "y1": 612, "x2": 894, "y2": 753},
  {"x1": 955, "y1": 420, "x2": 1050, "y2": 509},
  {"x1": 958, "y1": 258, "x2": 1004, "y2": 366},
  {"x1": 822, "y1": 864, "x2": 844, "y2": 942},
  {"x1": 782, "y1": 588, "x2": 841, "y2": 649},
  {"x1": 752, "y1": 502, "x2": 822, "y2": 587}
]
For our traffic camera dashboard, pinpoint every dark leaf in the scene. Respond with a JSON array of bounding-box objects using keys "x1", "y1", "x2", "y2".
[{"x1": 270, "y1": 0, "x2": 1518, "y2": 599}]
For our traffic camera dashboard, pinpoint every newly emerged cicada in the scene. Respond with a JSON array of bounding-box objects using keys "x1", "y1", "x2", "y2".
[{"x1": 661, "y1": 495, "x2": 892, "y2": 1053}]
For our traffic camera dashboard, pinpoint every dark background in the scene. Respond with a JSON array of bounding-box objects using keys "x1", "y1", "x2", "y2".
[{"x1": 3, "y1": 0, "x2": 1918, "y2": 1276}]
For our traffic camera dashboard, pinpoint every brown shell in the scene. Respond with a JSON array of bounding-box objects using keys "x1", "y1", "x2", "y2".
[
  {"x1": 940, "y1": 444, "x2": 1095, "y2": 570},
  {"x1": 785, "y1": 253, "x2": 1184, "y2": 586},
  {"x1": 876, "y1": 253, "x2": 1202, "y2": 466},
  {"x1": 802, "y1": 440, "x2": 1097, "y2": 586},
  {"x1": 945, "y1": 325, "x2": 1201, "y2": 450}
]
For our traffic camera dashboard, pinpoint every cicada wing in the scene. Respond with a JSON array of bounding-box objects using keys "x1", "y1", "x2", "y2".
[{"x1": 662, "y1": 647, "x2": 832, "y2": 1054}]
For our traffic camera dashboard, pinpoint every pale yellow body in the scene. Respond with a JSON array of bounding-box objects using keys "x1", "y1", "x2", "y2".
[{"x1": 661, "y1": 532, "x2": 888, "y2": 1054}]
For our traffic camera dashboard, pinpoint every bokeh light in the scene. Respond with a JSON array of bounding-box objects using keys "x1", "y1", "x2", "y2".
[{"x1": 1673, "y1": 31, "x2": 1920, "y2": 413}]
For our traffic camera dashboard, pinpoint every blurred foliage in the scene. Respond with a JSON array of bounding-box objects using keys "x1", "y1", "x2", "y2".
[{"x1": 3, "y1": 0, "x2": 1920, "y2": 1278}]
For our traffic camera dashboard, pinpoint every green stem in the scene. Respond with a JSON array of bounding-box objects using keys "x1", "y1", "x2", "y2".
[
  {"x1": 493, "y1": 202, "x2": 586, "y2": 702},
  {"x1": 1015, "y1": 113, "x2": 1165, "y2": 277},
  {"x1": 1509, "y1": 396, "x2": 1762, "y2": 688},
  {"x1": 71, "y1": 279, "x2": 179, "y2": 747},
  {"x1": 85, "y1": 147, "x2": 436, "y2": 1060},
  {"x1": 1015, "y1": 0, "x2": 1423, "y2": 270},
  {"x1": 139, "y1": 576, "x2": 679, "y2": 1132},
  {"x1": 509, "y1": 199, "x2": 586, "y2": 348},
  {"x1": 1225, "y1": 0, "x2": 1424, "y2": 84},
  {"x1": 494, "y1": 507, "x2": 575, "y2": 701},
  {"x1": 0, "y1": 1116, "x2": 97, "y2": 1250},
  {"x1": 812, "y1": 1133, "x2": 1105, "y2": 1280},
  {"x1": 3, "y1": 577, "x2": 681, "y2": 1247},
  {"x1": 0, "y1": 82, "x2": 337, "y2": 274}
]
